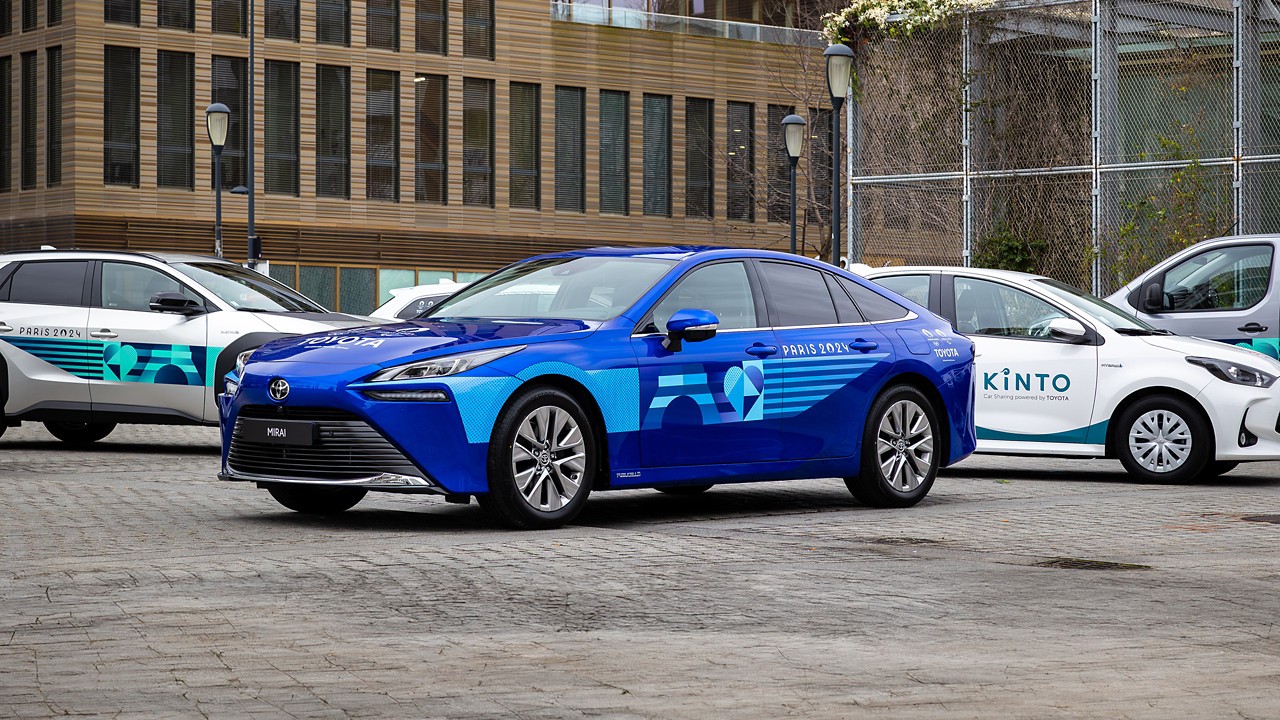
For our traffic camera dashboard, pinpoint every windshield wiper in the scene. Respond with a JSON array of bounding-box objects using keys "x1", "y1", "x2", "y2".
[
  {"x1": 1114, "y1": 327, "x2": 1173, "y2": 336},
  {"x1": 235, "y1": 307, "x2": 278, "y2": 313}
]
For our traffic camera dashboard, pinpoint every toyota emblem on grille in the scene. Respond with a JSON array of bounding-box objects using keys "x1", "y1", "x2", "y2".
[{"x1": 269, "y1": 378, "x2": 290, "y2": 401}]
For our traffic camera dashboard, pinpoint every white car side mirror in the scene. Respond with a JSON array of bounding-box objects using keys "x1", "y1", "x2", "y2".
[{"x1": 1048, "y1": 317, "x2": 1088, "y2": 342}]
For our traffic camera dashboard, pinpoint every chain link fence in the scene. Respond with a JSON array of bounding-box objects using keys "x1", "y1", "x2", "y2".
[{"x1": 847, "y1": 0, "x2": 1280, "y2": 294}]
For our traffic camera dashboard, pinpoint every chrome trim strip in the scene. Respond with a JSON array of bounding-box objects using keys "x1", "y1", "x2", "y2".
[{"x1": 221, "y1": 469, "x2": 437, "y2": 490}]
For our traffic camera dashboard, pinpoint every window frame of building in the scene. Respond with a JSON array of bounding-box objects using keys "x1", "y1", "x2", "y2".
[
  {"x1": 415, "y1": 73, "x2": 447, "y2": 204},
  {"x1": 264, "y1": 59, "x2": 300, "y2": 196},
  {"x1": 462, "y1": 77, "x2": 495, "y2": 207},
  {"x1": 462, "y1": 0, "x2": 494, "y2": 60},
  {"x1": 317, "y1": 0, "x2": 351, "y2": 46},
  {"x1": 158, "y1": 0, "x2": 193, "y2": 30},
  {"x1": 599, "y1": 89, "x2": 629, "y2": 216},
  {"x1": 643, "y1": 93, "x2": 672, "y2": 217},
  {"x1": 20, "y1": 51, "x2": 37, "y2": 191},
  {"x1": 317, "y1": 64, "x2": 351, "y2": 199},
  {"x1": 416, "y1": 0, "x2": 447, "y2": 54},
  {"x1": 103, "y1": 45, "x2": 140, "y2": 187},
  {"x1": 45, "y1": 46, "x2": 61, "y2": 187},
  {"x1": 212, "y1": 0, "x2": 246, "y2": 36},
  {"x1": 265, "y1": 0, "x2": 299, "y2": 41},
  {"x1": 509, "y1": 82, "x2": 541, "y2": 210},
  {"x1": 0, "y1": 57, "x2": 10, "y2": 193},
  {"x1": 156, "y1": 50, "x2": 194, "y2": 190},
  {"x1": 211, "y1": 55, "x2": 248, "y2": 189},
  {"x1": 766, "y1": 104, "x2": 793, "y2": 224},
  {"x1": 104, "y1": 0, "x2": 138, "y2": 26},
  {"x1": 727, "y1": 101, "x2": 755, "y2": 222},
  {"x1": 368, "y1": 0, "x2": 400, "y2": 51},
  {"x1": 366, "y1": 69, "x2": 400, "y2": 202},
  {"x1": 554, "y1": 86, "x2": 586, "y2": 213},
  {"x1": 685, "y1": 97, "x2": 714, "y2": 219}
]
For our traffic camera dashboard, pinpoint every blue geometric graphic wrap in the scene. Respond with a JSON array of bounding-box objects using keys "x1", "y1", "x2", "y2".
[
  {"x1": 0, "y1": 337, "x2": 104, "y2": 380},
  {"x1": 1, "y1": 336, "x2": 219, "y2": 386}
]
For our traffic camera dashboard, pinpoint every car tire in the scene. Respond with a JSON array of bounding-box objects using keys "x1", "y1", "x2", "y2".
[
  {"x1": 845, "y1": 384, "x2": 940, "y2": 508},
  {"x1": 266, "y1": 484, "x2": 367, "y2": 515},
  {"x1": 1114, "y1": 395, "x2": 1211, "y2": 483},
  {"x1": 1202, "y1": 461, "x2": 1239, "y2": 479},
  {"x1": 483, "y1": 387, "x2": 596, "y2": 530},
  {"x1": 44, "y1": 420, "x2": 117, "y2": 445},
  {"x1": 656, "y1": 484, "x2": 713, "y2": 495}
]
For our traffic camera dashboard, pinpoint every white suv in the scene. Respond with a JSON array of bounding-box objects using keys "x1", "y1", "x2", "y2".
[{"x1": 0, "y1": 250, "x2": 372, "y2": 444}]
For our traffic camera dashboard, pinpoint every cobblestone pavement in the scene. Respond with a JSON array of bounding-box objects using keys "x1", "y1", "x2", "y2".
[{"x1": 2, "y1": 423, "x2": 1279, "y2": 719}]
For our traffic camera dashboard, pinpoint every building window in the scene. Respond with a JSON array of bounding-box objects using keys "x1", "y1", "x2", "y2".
[
  {"x1": 685, "y1": 98, "x2": 714, "y2": 219},
  {"x1": 318, "y1": 0, "x2": 350, "y2": 46},
  {"x1": 368, "y1": 0, "x2": 399, "y2": 51},
  {"x1": 265, "y1": 60, "x2": 299, "y2": 195},
  {"x1": 417, "y1": 0, "x2": 446, "y2": 54},
  {"x1": 0, "y1": 57, "x2": 10, "y2": 192},
  {"x1": 212, "y1": 56, "x2": 247, "y2": 189},
  {"x1": 510, "y1": 82, "x2": 541, "y2": 210},
  {"x1": 599, "y1": 90, "x2": 629, "y2": 216},
  {"x1": 47, "y1": 0, "x2": 60, "y2": 25},
  {"x1": 265, "y1": 0, "x2": 298, "y2": 41},
  {"x1": 46, "y1": 46, "x2": 61, "y2": 187},
  {"x1": 367, "y1": 69, "x2": 400, "y2": 202},
  {"x1": 158, "y1": 0, "x2": 192, "y2": 30},
  {"x1": 808, "y1": 107, "x2": 832, "y2": 223},
  {"x1": 643, "y1": 94, "x2": 672, "y2": 217},
  {"x1": 104, "y1": 0, "x2": 138, "y2": 25},
  {"x1": 22, "y1": 0, "x2": 36, "y2": 30},
  {"x1": 462, "y1": 77, "x2": 494, "y2": 207},
  {"x1": 463, "y1": 0, "x2": 494, "y2": 59},
  {"x1": 317, "y1": 65, "x2": 351, "y2": 198},
  {"x1": 156, "y1": 51, "x2": 194, "y2": 189},
  {"x1": 555, "y1": 86, "x2": 585, "y2": 213},
  {"x1": 727, "y1": 101, "x2": 755, "y2": 222},
  {"x1": 300, "y1": 265, "x2": 337, "y2": 310},
  {"x1": 415, "y1": 74, "x2": 446, "y2": 204},
  {"x1": 103, "y1": 46, "x2": 139, "y2": 187},
  {"x1": 20, "y1": 52, "x2": 36, "y2": 190},
  {"x1": 212, "y1": 0, "x2": 246, "y2": 35},
  {"x1": 766, "y1": 104, "x2": 793, "y2": 223},
  {"x1": 1, "y1": 0, "x2": 10, "y2": 36}
]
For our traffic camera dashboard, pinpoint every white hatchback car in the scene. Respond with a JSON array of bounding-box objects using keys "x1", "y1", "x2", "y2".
[
  {"x1": 0, "y1": 250, "x2": 372, "y2": 444},
  {"x1": 369, "y1": 281, "x2": 467, "y2": 320},
  {"x1": 865, "y1": 266, "x2": 1280, "y2": 482}
]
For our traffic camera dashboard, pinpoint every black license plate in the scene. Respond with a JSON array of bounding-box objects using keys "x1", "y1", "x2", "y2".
[{"x1": 241, "y1": 418, "x2": 317, "y2": 446}]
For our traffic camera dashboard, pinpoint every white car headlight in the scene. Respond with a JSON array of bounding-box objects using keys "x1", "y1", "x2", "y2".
[
  {"x1": 235, "y1": 349, "x2": 256, "y2": 378},
  {"x1": 368, "y1": 345, "x2": 524, "y2": 382},
  {"x1": 1186, "y1": 356, "x2": 1278, "y2": 388}
]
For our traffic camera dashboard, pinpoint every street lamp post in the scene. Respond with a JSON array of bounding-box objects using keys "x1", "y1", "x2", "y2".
[
  {"x1": 205, "y1": 103, "x2": 231, "y2": 259},
  {"x1": 781, "y1": 114, "x2": 806, "y2": 256},
  {"x1": 824, "y1": 44, "x2": 854, "y2": 268}
]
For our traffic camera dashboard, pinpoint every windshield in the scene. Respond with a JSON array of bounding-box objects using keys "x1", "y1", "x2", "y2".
[
  {"x1": 175, "y1": 262, "x2": 327, "y2": 313},
  {"x1": 426, "y1": 256, "x2": 676, "y2": 321},
  {"x1": 1033, "y1": 278, "x2": 1155, "y2": 331}
]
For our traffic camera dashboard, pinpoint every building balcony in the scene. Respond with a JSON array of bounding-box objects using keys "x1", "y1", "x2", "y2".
[{"x1": 549, "y1": 1, "x2": 824, "y2": 46}]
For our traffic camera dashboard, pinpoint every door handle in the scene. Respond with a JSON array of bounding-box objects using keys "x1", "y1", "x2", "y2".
[
  {"x1": 90, "y1": 329, "x2": 118, "y2": 339},
  {"x1": 746, "y1": 343, "x2": 778, "y2": 358},
  {"x1": 1238, "y1": 322, "x2": 1268, "y2": 333},
  {"x1": 848, "y1": 339, "x2": 879, "y2": 352},
  {"x1": 0, "y1": 322, "x2": 11, "y2": 334}
]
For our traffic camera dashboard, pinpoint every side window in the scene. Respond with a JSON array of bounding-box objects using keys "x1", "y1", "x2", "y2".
[
  {"x1": 6, "y1": 261, "x2": 89, "y2": 306},
  {"x1": 874, "y1": 274, "x2": 930, "y2": 308},
  {"x1": 101, "y1": 262, "x2": 200, "y2": 312},
  {"x1": 824, "y1": 273, "x2": 863, "y2": 323},
  {"x1": 953, "y1": 277, "x2": 1066, "y2": 339},
  {"x1": 759, "y1": 261, "x2": 838, "y2": 327},
  {"x1": 839, "y1": 276, "x2": 909, "y2": 322},
  {"x1": 1161, "y1": 244, "x2": 1273, "y2": 311},
  {"x1": 650, "y1": 261, "x2": 757, "y2": 331}
]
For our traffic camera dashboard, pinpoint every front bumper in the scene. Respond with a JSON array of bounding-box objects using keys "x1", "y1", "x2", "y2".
[
  {"x1": 218, "y1": 469, "x2": 437, "y2": 491},
  {"x1": 1198, "y1": 382, "x2": 1280, "y2": 460}
]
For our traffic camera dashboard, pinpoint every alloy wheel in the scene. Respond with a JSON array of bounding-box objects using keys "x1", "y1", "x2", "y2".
[
  {"x1": 876, "y1": 399, "x2": 934, "y2": 492},
  {"x1": 511, "y1": 405, "x2": 587, "y2": 512}
]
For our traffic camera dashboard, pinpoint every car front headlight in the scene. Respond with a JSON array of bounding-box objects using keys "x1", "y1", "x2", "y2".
[
  {"x1": 1186, "y1": 356, "x2": 1278, "y2": 388},
  {"x1": 235, "y1": 349, "x2": 256, "y2": 378},
  {"x1": 368, "y1": 345, "x2": 524, "y2": 382}
]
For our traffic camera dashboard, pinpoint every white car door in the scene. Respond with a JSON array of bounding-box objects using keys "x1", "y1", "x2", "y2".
[
  {"x1": 86, "y1": 261, "x2": 211, "y2": 423},
  {"x1": 0, "y1": 260, "x2": 93, "y2": 416},
  {"x1": 952, "y1": 276, "x2": 1102, "y2": 452}
]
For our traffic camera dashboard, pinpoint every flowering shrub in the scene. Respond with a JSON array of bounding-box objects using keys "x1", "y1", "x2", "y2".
[{"x1": 821, "y1": 0, "x2": 994, "y2": 45}]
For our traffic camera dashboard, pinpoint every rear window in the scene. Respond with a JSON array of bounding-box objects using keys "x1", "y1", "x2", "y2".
[
  {"x1": 4, "y1": 261, "x2": 88, "y2": 306},
  {"x1": 838, "y1": 276, "x2": 910, "y2": 322}
]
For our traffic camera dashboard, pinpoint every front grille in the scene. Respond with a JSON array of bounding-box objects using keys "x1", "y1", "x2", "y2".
[{"x1": 228, "y1": 405, "x2": 423, "y2": 481}]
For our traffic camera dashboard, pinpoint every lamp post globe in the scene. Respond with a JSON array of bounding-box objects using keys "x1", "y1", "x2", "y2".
[
  {"x1": 824, "y1": 44, "x2": 854, "y2": 105},
  {"x1": 205, "y1": 103, "x2": 230, "y2": 149},
  {"x1": 781, "y1": 114, "x2": 806, "y2": 255},
  {"x1": 823, "y1": 44, "x2": 854, "y2": 268}
]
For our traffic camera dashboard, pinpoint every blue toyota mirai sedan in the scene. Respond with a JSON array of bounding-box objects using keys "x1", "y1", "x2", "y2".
[{"x1": 219, "y1": 247, "x2": 976, "y2": 529}]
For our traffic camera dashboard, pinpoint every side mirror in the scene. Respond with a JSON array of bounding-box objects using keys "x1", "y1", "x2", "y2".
[
  {"x1": 1047, "y1": 317, "x2": 1088, "y2": 343},
  {"x1": 150, "y1": 291, "x2": 204, "y2": 315},
  {"x1": 662, "y1": 308, "x2": 719, "y2": 352},
  {"x1": 1140, "y1": 281, "x2": 1164, "y2": 313}
]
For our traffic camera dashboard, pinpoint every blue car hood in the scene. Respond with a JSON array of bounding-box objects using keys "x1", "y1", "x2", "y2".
[{"x1": 252, "y1": 318, "x2": 596, "y2": 365}]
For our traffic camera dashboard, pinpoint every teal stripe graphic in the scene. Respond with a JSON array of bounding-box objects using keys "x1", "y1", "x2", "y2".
[{"x1": 977, "y1": 420, "x2": 1109, "y2": 444}]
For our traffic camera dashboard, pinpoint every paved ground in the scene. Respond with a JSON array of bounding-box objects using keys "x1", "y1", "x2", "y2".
[{"x1": 2, "y1": 423, "x2": 1279, "y2": 719}]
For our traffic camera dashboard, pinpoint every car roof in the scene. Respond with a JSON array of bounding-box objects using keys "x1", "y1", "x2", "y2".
[
  {"x1": 864, "y1": 265, "x2": 1048, "y2": 282},
  {"x1": 525, "y1": 245, "x2": 859, "y2": 268},
  {"x1": 0, "y1": 248, "x2": 230, "y2": 265}
]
